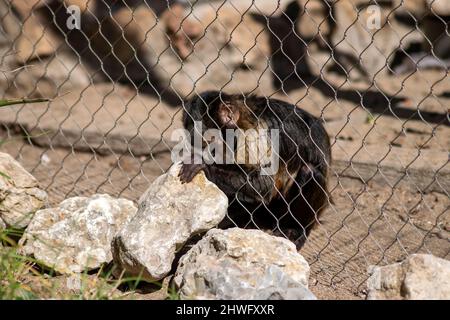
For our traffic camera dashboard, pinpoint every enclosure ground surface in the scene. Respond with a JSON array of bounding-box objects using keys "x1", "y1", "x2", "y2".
[
  {"x1": 1, "y1": 133, "x2": 448, "y2": 300},
  {"x1": 1, "y1": 0, "x2": 450, "y2": 300}
]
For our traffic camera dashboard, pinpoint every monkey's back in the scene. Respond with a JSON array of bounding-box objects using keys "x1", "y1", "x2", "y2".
[
  {"x1": 253, "y1": 97, "x2": 332, "y2": 244},
  {"x1": 250, "y1": 97, "x2": 331, "y2": 173}
]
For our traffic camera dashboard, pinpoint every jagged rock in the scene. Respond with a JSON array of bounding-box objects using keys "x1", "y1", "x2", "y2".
[
  {"x1": 174, "y1": 228, "x2": 314, "y2": 300},
  {"x1": 367, "y1": 254, "x2": 450, "y2": 300},
  {"x1": 0, "y1": 0, "x2": 91, "y2": 98},
  {"x1": 428, "y1": 0, "x2": 450, "y2": 15},
  {"x1": 19, "y1": 194, "x2": 137, "y2": 274},
  {"x1": 394, "y1": 0, "x2": 450, "y2": 16},
  {"x1": 0, "y1": 152, "x2": 48, "y2": 229},
  {"x1": 162, "y1": 3, "x2": 274, "y2": 97},
  {"x1": 0, "y1": 0, "x2": 93, "y2": 63},
  {"x1": 331, "y1": 0, "x2": 422, "y2": 80},
  {"x1": 111, "y1": 162, "x2": 228, "y2": 282}
]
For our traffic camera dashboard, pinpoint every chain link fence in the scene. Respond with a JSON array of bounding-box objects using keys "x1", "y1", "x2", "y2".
[{"x1": 0, "y1": 0, "x2": 449, "y2": 298}]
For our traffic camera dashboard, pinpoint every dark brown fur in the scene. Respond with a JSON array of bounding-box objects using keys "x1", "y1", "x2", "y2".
[{"x1": 179, "y1": 91, "x2": 332, "y2": 248}]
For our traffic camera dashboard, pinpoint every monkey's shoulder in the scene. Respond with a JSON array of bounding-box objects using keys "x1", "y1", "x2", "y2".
[{"x1": 252, "y1": 98, "x2": 317, "y2": 119}]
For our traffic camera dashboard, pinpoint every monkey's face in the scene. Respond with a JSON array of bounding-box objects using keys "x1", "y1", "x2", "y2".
[{"x1": 216, "y1": 102, "x2": 240, "y2": 129}]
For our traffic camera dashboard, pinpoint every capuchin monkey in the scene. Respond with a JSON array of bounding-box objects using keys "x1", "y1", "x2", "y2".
[{"x1": 178, "y1": 91, "x2": 332, "y2": 248}]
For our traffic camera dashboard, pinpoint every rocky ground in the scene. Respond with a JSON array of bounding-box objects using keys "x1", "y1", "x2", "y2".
[
  {"x1": 0, "y1": 0, "x2": 449, "y2": 300},
  {"x1": 0, "y1": 133, "x2": 448, "y2": 299},
  {"x1": 0, "y1": 147, "x2": 317, "y2": 300}
]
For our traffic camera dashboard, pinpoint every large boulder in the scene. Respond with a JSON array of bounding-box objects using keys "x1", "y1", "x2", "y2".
[
  {"x1": 0, "y1": 0, "x2": 58, "y2": 63},
  {"x1": 111, "y1": 163, "x2": 228, "y2": 282},
  {"x1": 0, "y1": 152, "x2": 47, "y2": 229},
  {"x1": 393, "y1": 0, "x2": 450, "y2": 16},
  {"x1": 0, "y1": 0, "x2": 91, "y2": 99},
  {"x1": 367, "y1": 254, "x2": 450, "y2": 300},
  {"x1": 160, "y1": 3, "x2": 274, "y2": 97},
  {"x1": 428, "y1": 0, "x2": 450, "y2": 15},
  {"x1": 19, "y1": 194, "x2": 137, "y2": 274},
  {"x1": 174, "y1": 228, "x2": 315, "y2": 300},
  {"x1": 331, "y1": 0, "x2": 422, "y2": 80}
]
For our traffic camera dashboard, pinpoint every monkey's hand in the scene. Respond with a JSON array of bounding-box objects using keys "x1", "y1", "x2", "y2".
[{"x1": 178, "y1": 163, "x2": 207, "y2": 184}]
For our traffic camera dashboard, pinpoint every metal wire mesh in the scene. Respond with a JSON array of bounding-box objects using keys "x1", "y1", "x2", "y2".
[{"x1": 0, "y1": 0, "x2": 448, "y2": 298}]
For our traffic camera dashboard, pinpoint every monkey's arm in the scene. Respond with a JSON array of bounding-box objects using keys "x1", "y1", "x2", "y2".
[
  {"x1": 179, "y1": 162, "x2": 207, "y2": 184},
  {"x1": 212, "y1": 166, "x2": 276, "y2": 205},
  {"x1": 179, "y1": 163, "x2": 276, "y2": 205}
]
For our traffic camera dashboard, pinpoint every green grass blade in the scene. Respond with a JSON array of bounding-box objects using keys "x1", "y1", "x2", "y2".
[{"x1": 0, "y1": 98, "x2": 48, "y2": 107}]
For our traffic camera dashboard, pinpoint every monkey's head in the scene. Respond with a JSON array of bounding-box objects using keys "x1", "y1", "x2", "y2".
[{"x1": 183, "y1": 91, "x2": 241, "y2": 130}]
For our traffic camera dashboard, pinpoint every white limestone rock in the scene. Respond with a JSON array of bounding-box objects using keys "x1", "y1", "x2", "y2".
[
  {"x1": 0, "y1": 152, "x2": 47, "y2": 228},
  {"x1": 19, "y1": 194, "x2": 137, "y2": 274},
  {"x1": 174, "y1": 228, "x2": 314, "y2": 300},
  {"x1": 111, "y1": 162, "x2": 228, "y2": 281}
]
